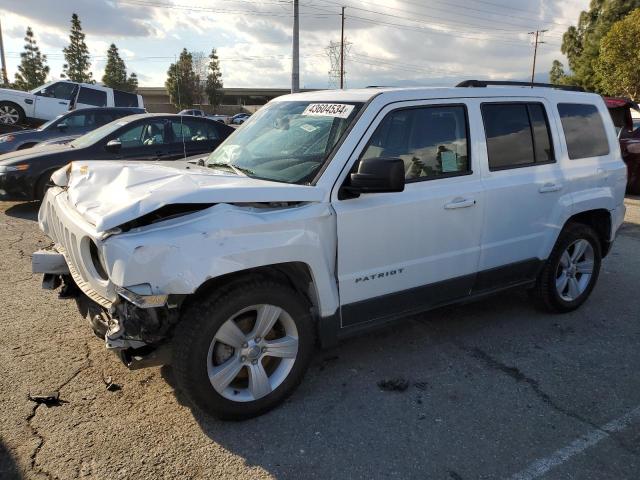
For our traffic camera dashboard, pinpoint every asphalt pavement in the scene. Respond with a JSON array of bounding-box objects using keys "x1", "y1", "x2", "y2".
[{"x1": 1, "y1": 197, "x2": 640, "y2": 480}]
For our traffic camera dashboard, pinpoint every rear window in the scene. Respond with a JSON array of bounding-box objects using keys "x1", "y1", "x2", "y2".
[
  {"x1": 557, "y1": 103, "x2": 609, "y2": 159},
  {"x1": 114, "y1": 90, "x2": 139, "y2": 108},
  {"x1": 481, "y1": 103, "x2": 554, "y2": 170},
  {"x1": 77, "y1": 87, "x2": 107, "y2": 107}
]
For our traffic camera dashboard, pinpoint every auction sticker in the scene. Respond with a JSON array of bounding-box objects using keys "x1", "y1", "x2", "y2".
[{"x1": 302, "y1": 103, "x2": 354, "y2": 118}]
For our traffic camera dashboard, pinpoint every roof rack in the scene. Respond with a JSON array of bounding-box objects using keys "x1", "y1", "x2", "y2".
[{"x1": 456, "y1": 80, "x2": 585, "y2": 92}]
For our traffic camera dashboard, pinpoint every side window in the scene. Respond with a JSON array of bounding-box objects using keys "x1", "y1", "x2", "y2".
[
  {"x1": 77, "y1": 87, "x2": 107, "y2": 107},
  {"x1": 361, "y1": 105, "x2": 470, "y2": 181},
  {"x1": 60, "y1": 112, "x2": 90, "y2": 128},
  {"x1": 557, "y1": 103, "x2": 610, "y2": 159},
  {"x1": 36, "y1": 82, "x2": 76, "y2": 100},
  {"x1": 94, "y1": 112, "x2": 115, "y2": 126},
  {"x1": 482, "y1": 102, "x2": 554, "y2": 170},
  {"x1": 172, "y1": 119, "x2": 220, "y2": 142},
  {"x1": 118, "y1": 121, "x2": 166, "y2": 149},
  {"x1": 114, "y1": 90, "x2": 138, "y2": 107}
]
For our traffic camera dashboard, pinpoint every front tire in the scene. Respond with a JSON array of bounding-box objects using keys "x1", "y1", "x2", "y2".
[
  {"x1": 532, "y1": 223, "x2": 601, "y2": 312},
  {"x1": 0, "y1": 102, "x2": 25, "y2": 126},
  {"x1": 172, "y1": 278, "x2": 315, "y2": 420}
]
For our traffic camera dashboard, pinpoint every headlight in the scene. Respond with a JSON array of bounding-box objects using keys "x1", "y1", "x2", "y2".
[
  {"x1": 0, "y1": 135, "x2": 15, "y2": 143},
  {"x1": 0, "y1": 164, "x2": 29, "y2": 173}
]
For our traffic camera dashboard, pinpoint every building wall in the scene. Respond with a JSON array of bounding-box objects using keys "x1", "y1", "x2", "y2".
[{"x1": 138, "y1": 87, "x2": 319, "y2": 114}]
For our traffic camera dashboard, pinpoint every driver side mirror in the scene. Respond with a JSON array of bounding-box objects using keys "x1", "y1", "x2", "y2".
[
  {"x1": 105, "y1": 139, "x2": 122, "y2": 153},
  {"x1": 345, "y1": 157, "x2": 405, "y2": 196}
]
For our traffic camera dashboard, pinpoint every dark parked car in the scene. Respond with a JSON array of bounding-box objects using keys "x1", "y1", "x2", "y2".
[
  {"x1": 0, "y1": 113, "x2": 234, "y2": 201},
  {"x1": 605, "y1": 97, "x2": 640, "y2": 194},
  {"x1": 0, "y1": 107, "x2": 145, "y2": 154}
]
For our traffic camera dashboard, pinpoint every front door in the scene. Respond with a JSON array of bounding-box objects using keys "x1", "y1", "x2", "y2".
[
  {"x1": 332, "y1": 101, "x2": 485, "y2": 328},
  {"x1": 105, "y1": 118, "x2": 171, "y2": 161},
  {"x1": 33, "y1": 82, "x2": 77, "y2": 121}
]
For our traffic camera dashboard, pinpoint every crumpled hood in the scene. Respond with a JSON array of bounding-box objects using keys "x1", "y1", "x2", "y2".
[{"x1": 59, "y1": 160, "x2": 326, "y2": 232}]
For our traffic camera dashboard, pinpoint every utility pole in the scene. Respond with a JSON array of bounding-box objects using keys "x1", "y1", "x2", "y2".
[
  {"x1": 529, "y1": 29, "x2": 547, "y2": 86},
  {"x1": 340, "y1": 6, "x2": 345, "y2": 89},
  {"x1": 291, "y1": 0, "x2": 300, "y2": 93},
  {"x1": 0, "y1": 17, "x2": 7, "y2": 85}
]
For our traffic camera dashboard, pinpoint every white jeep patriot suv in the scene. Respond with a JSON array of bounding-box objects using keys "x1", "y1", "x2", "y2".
[{"x1": 33, "y1": 82, "x2": 626, "y2": 419}]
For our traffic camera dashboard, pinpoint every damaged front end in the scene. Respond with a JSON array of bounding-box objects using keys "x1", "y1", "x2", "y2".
[{"x1": 33, "y1": 247, "x2": 180, "y2": 370}]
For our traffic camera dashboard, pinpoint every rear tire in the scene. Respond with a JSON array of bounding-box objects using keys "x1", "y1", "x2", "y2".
[
  {"x1": 532, "y1": 223, "x2": 601, "y2": 313},
  {"x1": 172, "y1": 277, "x2": 315, "y2": 420},
  {"x1": 0, "y1": 102, "x2": 25, "y2": 126}
]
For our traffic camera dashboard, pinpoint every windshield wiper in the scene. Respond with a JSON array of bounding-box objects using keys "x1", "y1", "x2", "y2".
[{"x1": 207, "y1": 162, "x2": 254, "y2": 176}]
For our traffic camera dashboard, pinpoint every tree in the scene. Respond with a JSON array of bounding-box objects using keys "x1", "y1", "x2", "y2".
[
  {"x1": 595, "y1": 8, "x2": 640, "y2": 99},
  {"x1": 549, "y1": 60, "x2": 566, "y2": 85},
  {"x1": 102, "y1": 44, "x2": 138, "y2": 92},
  {"x1": 554, "y1": 0, "x2": 640, "y2": 91},
  {"x1": 205, "y1": 48, "x2": 224, "y2": 109},
  {"x1": 165, "y1": 48, "x2": 198, "y2": 109},
  {"x1": 62, "y1": 13, "x2": 92, "y2": 83},
  {"x1": 13, "y1": 27, "x2": 49, "y2": 91}
]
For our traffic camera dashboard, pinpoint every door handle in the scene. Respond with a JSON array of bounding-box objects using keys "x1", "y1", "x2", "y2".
[
  {"x1": 58, "y1": 101, "x2": 67, "y2": 105},
  {"x1": 538, "y1": 182, "x2": 563, "y2": 193},
  {"x1": 444, "y1": 197, "x2": 476, "y2": 209}
]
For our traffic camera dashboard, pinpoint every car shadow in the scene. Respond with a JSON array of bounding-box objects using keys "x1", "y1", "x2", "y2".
[
  {"x1": 0, "y1": 440, "x2": 22, "y2": 480},
  {"x1": 3, "y1": 201, "x2": 39, "y2": 221}
]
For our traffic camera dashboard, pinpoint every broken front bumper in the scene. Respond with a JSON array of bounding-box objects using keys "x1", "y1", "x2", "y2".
[{"x1": 32, "y1": 248, "x2": 176, "y2": 370}]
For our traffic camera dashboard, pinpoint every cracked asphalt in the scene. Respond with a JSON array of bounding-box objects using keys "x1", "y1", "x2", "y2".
[{"x1": 1, "y1": 197, "x2": 640, "y2": 480}]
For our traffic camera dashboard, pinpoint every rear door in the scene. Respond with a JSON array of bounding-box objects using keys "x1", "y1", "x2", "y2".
[
  {"x1": 74, "y1": 86, "x2": 108, "y2": 110},
  {"x1": 333, "y1": 100, "x2": 485, "y2": 328},
  {"x1": 474, "y1": 98, "x2": 566, "y2": 291}
]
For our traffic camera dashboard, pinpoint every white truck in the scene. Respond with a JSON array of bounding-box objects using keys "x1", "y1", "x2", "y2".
[
  {"x1": 0, "y1": 80, "x2": 144, "y2": 126},
  {"x1": 33, "y1": 82, "x2": 626, "y2": 419}
]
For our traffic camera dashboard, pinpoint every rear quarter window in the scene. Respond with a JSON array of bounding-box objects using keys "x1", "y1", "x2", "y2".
[{"x1": 557, "y1": 103, "x2": 610, "y2": 159}]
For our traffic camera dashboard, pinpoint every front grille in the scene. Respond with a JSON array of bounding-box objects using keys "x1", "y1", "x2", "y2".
[{"x1": 43, "y1": 192, "x2": 115, "y2": 307}]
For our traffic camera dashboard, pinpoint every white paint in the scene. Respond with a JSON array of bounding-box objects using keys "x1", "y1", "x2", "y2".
[{"x1": 509, "y1": 406, "x2": 640, "y2": 480}]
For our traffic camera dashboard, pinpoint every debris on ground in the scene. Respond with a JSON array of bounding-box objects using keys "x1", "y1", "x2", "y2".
[
  {"x1": 102, "y1": 372, "x2": 122, "y2": 392},
  {"x1": 27, "y1": 391, "x2": 62, "y2": 407},
  {"x1": 377, "y1": 377, "x2": 409, "y2": 392}
]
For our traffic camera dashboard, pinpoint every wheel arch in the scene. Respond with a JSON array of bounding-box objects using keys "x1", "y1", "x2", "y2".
[
  {"x1": 185, "y1": 261, "x2": 323, "y2": 321},
  {"x1": 561, "y1": 208, "x2": 612, "y2": 257}
]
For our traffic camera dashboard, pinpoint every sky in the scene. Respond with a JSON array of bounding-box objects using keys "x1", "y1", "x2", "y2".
[{"x1": 0, "y1": 0, "x2": 589, "y2": 89}]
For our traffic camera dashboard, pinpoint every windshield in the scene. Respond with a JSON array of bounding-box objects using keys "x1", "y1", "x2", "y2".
[
  {"x1": 206, "y1": 100, "x2": 362, "y2": 184},
  {"x1": 70, "y1": 119, "x2": 128, "y2": 148}
]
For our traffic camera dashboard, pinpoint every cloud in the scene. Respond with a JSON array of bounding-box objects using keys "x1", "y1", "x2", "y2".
[{"x1": 0, "y1": 0, "x2": 589, "y2": 87}]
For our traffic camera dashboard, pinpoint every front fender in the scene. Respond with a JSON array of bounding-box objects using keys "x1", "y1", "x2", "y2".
[{"x1": 102, "y1": 202, "x2": 340, "y2": 317}]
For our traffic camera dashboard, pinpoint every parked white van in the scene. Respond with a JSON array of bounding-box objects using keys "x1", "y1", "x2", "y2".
[
  {"x1": 33, "y1": 81, "x2": 626, "y2": 419},
  {"x1": 0, "y1": 80, "x2": 144, "y2": 125}
]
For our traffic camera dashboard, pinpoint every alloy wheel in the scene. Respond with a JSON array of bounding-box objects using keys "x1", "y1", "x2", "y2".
[
  {"x1": 206, "y1": 304, "x2": 299, "y2": 402},
  {"x1": 555, "y1": 239, "x2": 595, "y2": 302},
  {"x1": 0, "y1": 105, "x2": 19, "y2": 125}
]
